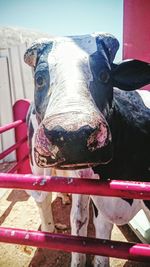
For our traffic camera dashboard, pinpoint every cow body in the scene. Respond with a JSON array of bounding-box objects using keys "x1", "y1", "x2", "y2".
[
  {"x1": 24, "y1": 33, "x2": 150, "y2": 267},
  {"x1": 94, "y1": 88, "x2": 150, "y2": 180}
]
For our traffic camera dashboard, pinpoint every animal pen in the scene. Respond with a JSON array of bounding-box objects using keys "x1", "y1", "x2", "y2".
[{"x1": 0, "y1": 0, "x2": 150, "y2": 264}]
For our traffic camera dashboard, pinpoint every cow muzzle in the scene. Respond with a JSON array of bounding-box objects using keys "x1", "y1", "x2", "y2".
[{"x1": 34, "y1": 112, "x2": 112, "y2": 169}]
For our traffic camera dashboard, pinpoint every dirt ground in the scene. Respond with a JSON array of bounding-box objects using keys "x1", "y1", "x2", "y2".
[{"x1": 0, "y1": 163, "x2": 149, "y2": 267}]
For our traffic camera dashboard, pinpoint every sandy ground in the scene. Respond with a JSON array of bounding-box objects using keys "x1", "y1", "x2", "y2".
[{"x1": 0, "y1": 163, "x2": 149, "y2": 267}]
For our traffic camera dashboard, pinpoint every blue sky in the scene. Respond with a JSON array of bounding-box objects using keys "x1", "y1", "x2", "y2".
[{"x1": 0, "y1": 0, "x2": 123, "y2": 59}]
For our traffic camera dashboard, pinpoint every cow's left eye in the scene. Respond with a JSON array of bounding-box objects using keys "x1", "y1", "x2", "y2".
[
  {"x1": 99, "y1": 71, "x2": 110, "y2": 83},
  {"x1": 36, "y1": 75, "x2": 46, "y2": 87}
]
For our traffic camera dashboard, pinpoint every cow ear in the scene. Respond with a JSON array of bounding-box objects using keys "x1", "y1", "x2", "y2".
[
  {"x1": 95, "y1": 33, "x2": 120, "y2": 62},
  {"x1": 24, "y1": 39, "x2": 53, "y2": 67},
  {"x1": 24, "y1": 43, "x2": 38, "y2": 67},
  {"x1": 111, "y1": 59, "x2": 150, "y2": 90}
]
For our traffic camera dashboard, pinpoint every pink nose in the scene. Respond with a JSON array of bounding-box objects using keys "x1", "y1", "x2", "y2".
[
  {"x1": 33, "y1": 111, "x2": 112, "y2": 168},
  {"x1": 87, "y1": 123, "x2": 111, "y2": 152}
]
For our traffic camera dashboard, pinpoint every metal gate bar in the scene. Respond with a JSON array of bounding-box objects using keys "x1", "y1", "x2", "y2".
[
  {"x1": 0, "y1": 173, "x2": 150, "y2": 199},
  {"x1": 0, "y1": 227, "x2": 150, "y2": 262}
]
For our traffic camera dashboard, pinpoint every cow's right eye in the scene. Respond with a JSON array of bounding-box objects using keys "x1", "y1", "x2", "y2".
[
  {"x1": 36, "y1": 75, "x2": 46, "y2": 87},
  {"x1": 99, "y1": 70, "x2": 110, "y2": 84}
]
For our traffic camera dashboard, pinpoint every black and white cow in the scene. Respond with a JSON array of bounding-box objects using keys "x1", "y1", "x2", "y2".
[{"x1": 24, "y1": 33, "x2": 150, "y2": 267}]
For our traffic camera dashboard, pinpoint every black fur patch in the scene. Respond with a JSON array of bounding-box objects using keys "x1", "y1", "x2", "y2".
[
  {"x1": 94, "y1": 89, "x2": 150, "y2": 180},
  {"x1": 143, "y1": 201, "x2": 150, "y2": 211},
  {"x1": 122, "y1": 198, "x2": 133, "y2": 206},
  {"x1": 91, "y1": 199, "x2": 98, "y2": 218}
]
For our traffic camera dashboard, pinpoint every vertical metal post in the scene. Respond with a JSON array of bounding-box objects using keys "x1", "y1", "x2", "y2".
[
  {"x1": 123, "y1": 0, "x2": 150, "y2": 91},
  {"x1": 13, "y1": 99, "x2": 31, "y2": 174}
]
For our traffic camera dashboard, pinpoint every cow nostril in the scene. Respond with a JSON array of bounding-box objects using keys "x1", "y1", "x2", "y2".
[
  {"x1": 43, "y1": 125, "x2": 66, "y2": 144},
  {"x1": 87, "y1": 124, "x2": 110, "y2": 152},
  {"x1": 43, "y1": 125, "x2": 52, "y2": 141}
]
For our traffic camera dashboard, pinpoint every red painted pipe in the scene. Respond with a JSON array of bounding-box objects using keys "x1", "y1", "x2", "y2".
[
  {"x1": 0, "y1": 173, "x2": 150, "y2": 199},
  {"x1": 0, "y1": 227, "x2": 149, "y2": 262},
  {"x1": 13, "y1": 99, "x2": 31, "y2": 174},
  {"x1": 0, "y1": 137, "x2": 27, "y2": 160},
  {"x1": 123, "y1": 0, "x2": 150, "y2": 90},
  {"x1": 8, "y1": 154, "x2": 29, "y2": 173},
  {"x1": 0, "y1": 120, "x2": 23, "y2": 134}
]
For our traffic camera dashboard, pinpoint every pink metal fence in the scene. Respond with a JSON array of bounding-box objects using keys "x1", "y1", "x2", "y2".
[{"x1": 0, "y1": 99, "x2": 150, "y2": 262}]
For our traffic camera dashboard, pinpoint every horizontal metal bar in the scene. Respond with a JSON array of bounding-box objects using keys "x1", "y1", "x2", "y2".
[
  {"x1": 0, "y1": 137, "x2": 27, "y2": 160},
  {"x1": 0, "y1": 227, "x2": 149, "y2": 261},
  {"x1": 0, "y1": 173, "x2": 150, "y2": 199},
  {"x1": 0, "y1": 120, "x2": 24, "y2": 134}
]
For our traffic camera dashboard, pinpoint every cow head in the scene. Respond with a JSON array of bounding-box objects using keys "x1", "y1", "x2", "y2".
[{"x1": 24, "y1": 33, "x2": 150, "y2": 169}]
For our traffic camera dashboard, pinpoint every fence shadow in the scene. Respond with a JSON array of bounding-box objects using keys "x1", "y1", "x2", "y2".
[
  {"x1": 123, "y1": 261, "x2": 150, "y2": 267},
  {"x1": 28, "y1": 204, "x2": 150, "y2": 267},
  {"x1": 118, "y1": 225, "x2": 149, "y2": 267},
  {"x1": 0, "y1": 189, "x2": 29, "y2": 225}
]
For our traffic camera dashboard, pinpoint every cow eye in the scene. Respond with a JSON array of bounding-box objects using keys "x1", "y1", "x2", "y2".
[
  {"x1": 99, "y1": 71, "x2": 110, "y2": 83},
  {"x1": 36, "y1": 75, "x2": 45, "y2": 87}
]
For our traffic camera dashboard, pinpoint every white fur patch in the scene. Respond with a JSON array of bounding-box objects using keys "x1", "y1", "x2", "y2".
[
  {"x1": 44, "y1": 35, "x2": 99, "y2": 119},
  {"x1": 137, "y1": 89, "x2": 150, "y2": 109}
]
